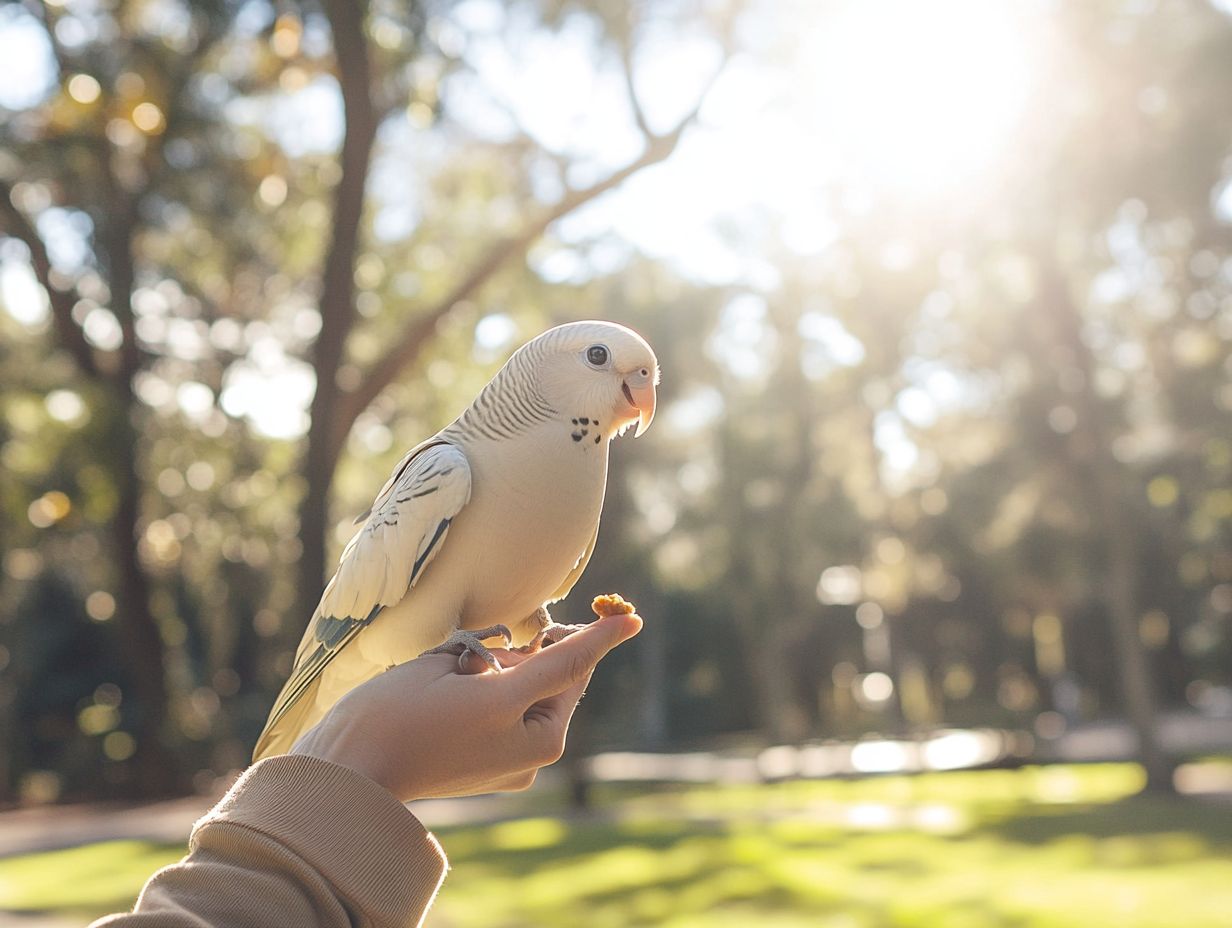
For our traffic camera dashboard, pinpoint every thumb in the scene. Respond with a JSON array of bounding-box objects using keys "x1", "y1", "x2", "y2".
[{"x1": 508, "y1": 612, "x2": 643, "y2": 703}]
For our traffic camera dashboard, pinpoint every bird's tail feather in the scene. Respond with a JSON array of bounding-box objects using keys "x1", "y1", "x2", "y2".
[{"x1": 252, "y1": 673, "x2": 326, "y2": 762}]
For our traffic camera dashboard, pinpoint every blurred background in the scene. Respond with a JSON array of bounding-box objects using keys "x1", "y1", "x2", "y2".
[{"x1": 1, "y1": 0, "x2": 1232, "y2": 924}]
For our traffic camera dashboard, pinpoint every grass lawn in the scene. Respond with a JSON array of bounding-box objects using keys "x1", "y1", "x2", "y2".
[
  {"x1": 0, "y1": 838, "x2": 186, "y2": 921},
  {"x1": 2, "y1": 764, "x2": 1230, "y2": 927}
]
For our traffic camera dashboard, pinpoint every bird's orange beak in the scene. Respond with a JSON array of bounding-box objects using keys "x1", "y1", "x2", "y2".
[{"x1": 621, "y1": 375, "x2": 657, "y2": 438}]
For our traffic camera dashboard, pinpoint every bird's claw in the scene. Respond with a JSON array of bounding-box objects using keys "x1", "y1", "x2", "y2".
[
  {"x1": 512, "y1": 605, "x2": 584, "y2": 654},
  {"x1": 423, "y1": 624, "x2": 513, "y2": 673},
  {"x1": 516, "y1": 622, "x2": 586, "y2": 655}
]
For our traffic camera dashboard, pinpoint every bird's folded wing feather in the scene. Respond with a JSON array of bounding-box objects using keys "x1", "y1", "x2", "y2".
[
  {"x1": 255, "y1": 440, "x2": 471, "y2": 755},
  {"x1": 548, "y1": 519, "x2": 600, "y2": 604}
]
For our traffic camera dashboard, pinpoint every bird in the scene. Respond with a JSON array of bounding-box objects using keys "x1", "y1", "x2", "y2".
[{"x1": 253, "y1": 320, "x2": 659, "y2": 761}]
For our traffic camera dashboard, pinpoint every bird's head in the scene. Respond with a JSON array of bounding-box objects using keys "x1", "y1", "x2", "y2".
[{"x1": 530, "y1": 320, "x2": 659, "y2": 438}]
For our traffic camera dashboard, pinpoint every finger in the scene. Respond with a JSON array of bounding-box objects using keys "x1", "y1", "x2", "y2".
[
  {"x1": 524, "y1": 673, "x2": 590, "y2": 728},
  {"x1": 508, "y1": 612, "x2": 642, "y2": 703},
  {"x1": 421, "y1": 766, "x2": 540, "y2": 800},
  {"x1": 515, "y1": 674, "x2": 598, "y2": 768},
  {"x1": 403, "y1": 651, "x2": 464, "y2": 675},
  {"x1": 486, "y1": 769, "x2": 539, "y2": 793},
  {"x1": 457, "y1": 647, "x2": 531, "y2": 676}
]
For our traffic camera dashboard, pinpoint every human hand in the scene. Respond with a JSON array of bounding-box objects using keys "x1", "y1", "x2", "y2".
[{"x1": 289, "y1": 611, "x2": 642, "y2": 803}]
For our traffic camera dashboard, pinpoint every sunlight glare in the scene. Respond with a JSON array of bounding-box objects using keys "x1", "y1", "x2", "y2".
[
  {"x1": 0, "y1": 261, "x2": 50, "y2": 325},
  {"x1": 802, "y1": 0, "x2": 1037, "y2": 193},
  {"x1": 0, "y1": 8, "x2": 55, "y2": 110}
]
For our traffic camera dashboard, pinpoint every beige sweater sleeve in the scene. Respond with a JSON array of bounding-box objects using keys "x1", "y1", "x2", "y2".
[{"x1": 90, "y1": 754, "x2": 448, "y2": 928}]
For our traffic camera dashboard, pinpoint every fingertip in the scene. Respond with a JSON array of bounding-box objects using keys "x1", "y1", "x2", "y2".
[
  {"x1": 592, "y1": 611, "x2": 642, "y2": 644},
  {"x1": 509, "y1": 611, "x2": 645, "y2": 701},
  {"x1": 457, "y1": 652, "x2": 491, "y2": 675},
  {"x1": 619, "y1": 612, "x2": 644, "y2": 639}
]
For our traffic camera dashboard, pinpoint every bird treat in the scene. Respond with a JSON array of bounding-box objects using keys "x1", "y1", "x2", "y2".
[{"x1": 591, "y1": 593, "x2": 637, "y2": 617}]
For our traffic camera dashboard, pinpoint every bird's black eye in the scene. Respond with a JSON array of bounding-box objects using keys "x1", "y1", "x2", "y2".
[{"x1": 586, "y1": 345, "x2": 610, "y2": 367}]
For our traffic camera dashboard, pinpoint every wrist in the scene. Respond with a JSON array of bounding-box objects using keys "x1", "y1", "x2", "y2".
[{"x1": 291, "y1": 721, "x2": 404, "y2": 800}]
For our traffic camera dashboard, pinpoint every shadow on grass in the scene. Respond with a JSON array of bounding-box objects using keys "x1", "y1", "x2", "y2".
[
  {"x1": 6, "y1": 766, "x2": 1232, "y2": 927},
  {"x1": 433, "y1": 775, "x2": 1232, "y2": 928},
  {"x1": 437, "y1": 819, "x2": 715, "y2": 874},
  {"x1": 976, "y1": 796, "x2": 1232, "y2": 848}
]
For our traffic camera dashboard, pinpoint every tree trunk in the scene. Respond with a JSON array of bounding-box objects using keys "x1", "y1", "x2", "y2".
[
  {"x1": 1096, "y1": 473, "x2": 1175, "y2": 792},
  {"x1": 296, "y1": 435, "x2": 341, "y2": 623},
  {"x1": 748, "y1": 625, "x2": 806, "y2": 741},
  {"x1": 107, "y1": 388, "x2": 184, "y2": 796},
  {"x1": 1039, "y1": 261, "x2": 1174, "y2": 793},
  {"x1": 295, "y1": 0, "x2": 378, "y2": 623}
]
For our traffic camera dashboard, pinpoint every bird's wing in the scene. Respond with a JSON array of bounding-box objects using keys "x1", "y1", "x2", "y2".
[
  {"x1": 253, "y1": 440, "x2": 471, "y2": 760},
  {"x1": 314, "y1": 440, "x2": 471, "y2": 625},
  {"x1": 547, "y1": 518, "x2": 600, "y2": 604}
]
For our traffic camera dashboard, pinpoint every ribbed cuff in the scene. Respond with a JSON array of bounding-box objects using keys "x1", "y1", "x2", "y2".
[{"x1": 196, "y1": 754, "x2": 448, "y2": 928}]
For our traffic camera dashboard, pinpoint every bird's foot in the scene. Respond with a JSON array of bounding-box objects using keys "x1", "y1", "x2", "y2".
[
  {"x1": 517, "y1": 621, "x2": 586, "y2": 655},
  {"x1": 423, "y1": 624, "x2": 512, "y2": 673}
]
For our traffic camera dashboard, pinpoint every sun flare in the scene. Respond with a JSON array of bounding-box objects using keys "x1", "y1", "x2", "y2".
[{"x1": 801, "y1": 0, "x2": 1038, "y2": 193}]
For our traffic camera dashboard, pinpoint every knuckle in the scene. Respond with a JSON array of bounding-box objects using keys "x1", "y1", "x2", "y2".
[
  {"x1": 540, "y1": 735, "x2": 566, "y2": 766},
  {"x1": 567, "y1": 651, "x2": 594, "y2": 686}
]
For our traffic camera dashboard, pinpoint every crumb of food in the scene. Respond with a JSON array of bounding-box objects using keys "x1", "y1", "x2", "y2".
[{"x1": 591, "y1": 593, "x2": 637, "y2": 617}]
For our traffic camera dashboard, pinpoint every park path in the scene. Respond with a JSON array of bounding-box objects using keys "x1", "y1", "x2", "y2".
[
  {"x1": 0, "y1": 779, "x2": 544, "y2": 860},
  {"x1": 0, "y1": 793, "x2": 212, "y2": 859}
]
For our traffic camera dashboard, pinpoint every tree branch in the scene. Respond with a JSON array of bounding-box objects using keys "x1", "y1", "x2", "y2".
[
  {"x1": 0, "y1": 180, "x2": 102, "y2": 380},
  {"x1": 618, "y1": 31, "x2": 652, "y2": 138},
  {"x1": 333, "y1": 89, "x2": 715, "y2": 454},
  {"x1": 99, "y1": 173, "x2": 142, "y2": 381}
]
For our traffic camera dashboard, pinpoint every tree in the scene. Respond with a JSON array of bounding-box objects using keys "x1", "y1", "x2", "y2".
[
  {"x1": 0, "y1": 0, "x2": 238, "y2": 793},
  {"x1": 293, "y1": 0, "x2": 734, "y2": 624}
]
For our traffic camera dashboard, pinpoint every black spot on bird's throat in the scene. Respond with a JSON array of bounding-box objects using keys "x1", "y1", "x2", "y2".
[
  {"x1": 569, "y1": 413, "x2": 594, "y2": 444},
  {"x1": 593, "y1": 435, "x2": 601, "y2": 444}
]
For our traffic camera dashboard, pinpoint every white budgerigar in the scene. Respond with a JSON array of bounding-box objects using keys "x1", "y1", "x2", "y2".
[{"x1": 253, "y1": 320, "x2": 658, "y2": 761}]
